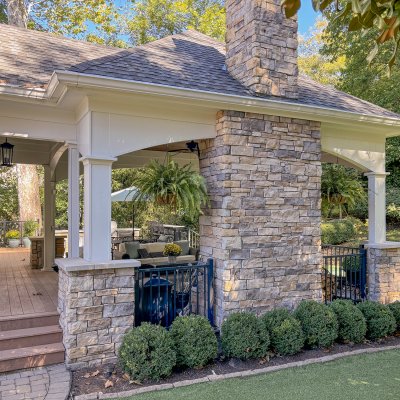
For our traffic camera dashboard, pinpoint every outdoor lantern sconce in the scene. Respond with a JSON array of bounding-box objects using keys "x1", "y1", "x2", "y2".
[
  {"x1": 186, "y1": 140, "x2": 200, "y2": 158},
  {"x1": 0, "y1": 138, "x2": 14, "y2": 167}
]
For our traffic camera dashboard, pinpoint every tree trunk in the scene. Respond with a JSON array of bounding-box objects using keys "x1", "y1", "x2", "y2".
[
  {"x1": 6, "y1": 0, "x2": 27, "y2": 27},
  {"x1": 16, "y1": 164, "x2": 42, "y2": 229}
]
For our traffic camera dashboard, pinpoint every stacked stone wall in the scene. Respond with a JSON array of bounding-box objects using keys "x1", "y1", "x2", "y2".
[
  {"x1": 200, "y1": 110, "x2": 322, "y2": 326},
  {"x1": 58, "y1": 266, "x2": 135, "y2": 369}
]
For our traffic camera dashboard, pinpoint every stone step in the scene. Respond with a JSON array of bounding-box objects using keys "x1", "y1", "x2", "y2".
[
  {"x1": 0, "y1": 325, "x2": 62, "y2": 351},
  {"x1": 0, "y1": 342, "x2": 65, "y2": 373},
  {"x1": 0, "y1": 312, "x2": 59, "y2": 332}
]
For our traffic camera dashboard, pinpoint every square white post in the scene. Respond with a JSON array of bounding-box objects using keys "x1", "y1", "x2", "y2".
[
  {"x1": 68, "y1": 144, "x2": 80, "y2": 258},
  {"x1": 43, "y1": 165, "x2": 55, "y2": 270},
  {"x1": 365, "y1": 172, "x2": 389, "y2": 244},
  {"x1": 81, "y1": 156, "x2": 116, "y2": 262}
]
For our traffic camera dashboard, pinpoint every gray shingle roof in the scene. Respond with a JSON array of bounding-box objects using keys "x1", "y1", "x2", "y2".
[{"x1": 1, "y1": 23, "x2": 399, "y2": 120}]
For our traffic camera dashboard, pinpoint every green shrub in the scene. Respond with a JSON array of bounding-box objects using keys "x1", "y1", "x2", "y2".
[
  {"x1": 221, "y1": 312, "x2": 269, "y2": 360},
  {"x1": 321, "y1": 219, "x2": 356, "y2": 245},
  {"x1": 388, "y1": 302, "x2": 400, "y2": 330},
  {"x1": 330, "y1": 300, "x2": 366, "y2": 344},
  {"x1": 260, "y1": 308, "x2": 291, "y2": 333},
  {"x1": 23, "y1": 220, "x2": 39, "y2": 237},
  {"x1": 118, "y1": 323, "x2": 176, "y2": 381},
  {"x1": 270, "y1": 317, "x2": 305, "y2": 356},
  {"x1": 170, "y1": 315, "x2": 218, "y2": 369},
  {"x1": 5, "y1": 229, "x2": 20, "y2": 239},
  {"x1": 294, "y1": 300, "x2": 338, "y2": 348},
  {"x1": 357, "y1": 301, "x2": 396, "y2": 340}
]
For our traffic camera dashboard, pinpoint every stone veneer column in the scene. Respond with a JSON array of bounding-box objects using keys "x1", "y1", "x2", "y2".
[
  {"x1": 225, "y1": 0, "x2": 298, "y2": 98},
  {"x1": 200, "y1": 110, "x2": 322, "y2": 326},
  {"x1": 56, "y1": 258, "x2": 140, "y2": 369},
  {"x1": 368, "y1": 245, "x2": 400, "y2": 303}
]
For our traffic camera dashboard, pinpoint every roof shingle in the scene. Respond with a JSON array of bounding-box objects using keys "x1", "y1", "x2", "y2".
[{"x1": 0, "y1": 23, "x2": 399, "y2": 119}]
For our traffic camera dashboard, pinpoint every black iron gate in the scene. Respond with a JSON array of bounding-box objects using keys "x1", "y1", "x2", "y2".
[
  {"x1": 135, "y1": 259, "x2": 214, "y2": 328},
  {"x1": 322, "y1": 245, "x2": 367, "y2": 303}
]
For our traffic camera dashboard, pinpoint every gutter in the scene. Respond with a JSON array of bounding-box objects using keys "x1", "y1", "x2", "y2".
[{"x1": 2, "y1": 70, "x2": 400, "y2": 132}]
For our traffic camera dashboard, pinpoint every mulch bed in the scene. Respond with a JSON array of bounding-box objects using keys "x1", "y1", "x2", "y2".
[{"x1": 70, "y1": 334, "x2": 400, "y2": 397}]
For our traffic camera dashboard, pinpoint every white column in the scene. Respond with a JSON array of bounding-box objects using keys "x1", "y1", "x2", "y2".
[
  {"x1": 81, "y1": 156, "x2": 116, "y2": 262},
  {"x1": 43, "y1": 165, "x2": 55, "y2": 270},
  {"x1": 365, "y1": 172, "x2": 389, "y2": 244},
  {"x1": 68, "y1": 144, "x2": 80, "y2": 258}
]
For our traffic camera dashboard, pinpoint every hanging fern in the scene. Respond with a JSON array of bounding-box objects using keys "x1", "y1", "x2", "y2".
[{"x1": 133, "y1": 159, "x2": 209, "y2": 217}]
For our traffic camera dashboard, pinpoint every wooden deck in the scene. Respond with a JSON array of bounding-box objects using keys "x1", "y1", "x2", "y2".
[{"x1": 0, "y1": 248, "x2": 58, "y2": 318}]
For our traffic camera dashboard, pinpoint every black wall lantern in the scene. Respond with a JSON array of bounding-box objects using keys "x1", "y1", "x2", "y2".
[
  {"x1": 186, "y1": 140, "x2": 200, "y2": 158},
  {"x1": 1, "y1": 138, "x2": 14, "y2": 167}
]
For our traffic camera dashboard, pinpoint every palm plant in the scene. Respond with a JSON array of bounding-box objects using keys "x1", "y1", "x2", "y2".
[
  {"x1": 133, "y1": 159, "x2": 208, "y2": 217},
  {"x1": 322, "y1": 164, "x2": 366, "y2": 219}
]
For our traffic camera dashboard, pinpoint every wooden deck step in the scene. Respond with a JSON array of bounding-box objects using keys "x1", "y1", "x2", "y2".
[
  {"x1": 0, "y1": 342, "x2": 65, "y2": 373},
  {"x1": 0, "y1": 325, "x2": 62, "y2": 351},
  {"x1": 0, "y1": 312, "x2": 59, "y2": 332}
]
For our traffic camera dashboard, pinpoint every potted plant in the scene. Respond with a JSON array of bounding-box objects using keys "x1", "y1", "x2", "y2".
[
  {"x1": 163, "y1": 243, "x2": 182, "y2": 264},
  {"x1": 22, "y1": 220, "x2": 39, "y2": 248},
  {"x1": 5, "y1": 230, "x2": 20, "y2": 248},
  {"x1": 133, "y1": 159, "x2": 209, "y2": 217}
]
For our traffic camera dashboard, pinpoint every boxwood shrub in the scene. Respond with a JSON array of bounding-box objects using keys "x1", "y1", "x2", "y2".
[
  {"x1": 330, "y1": 300, "x2": 366, "y2": 344},
  {"x1": 260, "y1": 308, "x2": 291, "y2": 333},
  {"x1": 294, "y1": 300, "x2": 338, "y2": 348},
  {"x1": 321, "y1": 219, "x2": 356, "y2": 245},
  {"x1": 270, "y1": 317, "x2": 305, "y2": 356},
  {"x1": 170, "y1": 315, "x2": 218, "y2": 369},
  {"x1": 221, "y1": 312, "x2": 269, "y2": 360},
  {"x1": 357, "y1": 301, "x2": 396, "y2": 340},
  {"x1": 388, "y1": 302, "x2": 400, "y2": 330},
  {"x1": 118, "y1": 323, "x2": 176, "y2": 381}
]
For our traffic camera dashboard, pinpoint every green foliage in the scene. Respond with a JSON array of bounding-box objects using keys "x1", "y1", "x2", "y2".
[
  {"x1": 321, "y1": 219, "x2": 357, "y2": 245},
  {"x1": 271, "y1": 317, "x2": 305, "y2": 356},
  {"x1": 294, "y1": 300, "x2": 338, "y2": 348},
  {"x1": 321, "y1": 164, "x2": 366, "y2": 219},
  {"x1": 5, "y1": 229, "x2": 20, "y2": 239},
  {"x1": 170, "y1": 315, "x2": 218, "y2": 368},
  {"x1": 260, "y1": 308, "x2": 291, "y2": 333},
  {"x1": 127, "y1": 0, "x2": 225, "y2": 45},
  {"x1": 118, "y1": 323, "x2": 176, "y2": 381},
  {"x1": 221, "y1": 312, "x2": 270, "y2": 360},
  {"x1": 0, "y1": 167, "x2": 18, "y2": 222},
  {"x1": 23, "y1": 220, "x2": 39, "y2": 237},
  {"x1": 357, "y1": 301, "x2": 396, "y2": 340},
  {"x1": 330, "y1": 300, "x2": 367, "y2": 343},
  {"x1": 134, "y1": 159, "x2": 208, "y2": 219},
  {"x1": 388, "y1": 302, "x2": 400, "y2": 330}
]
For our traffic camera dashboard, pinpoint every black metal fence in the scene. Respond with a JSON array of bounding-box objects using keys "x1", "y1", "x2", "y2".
[
  {"x1": 322, "y1": 245, "x2": 367, "y2": 303},
  {"x1": 135, "y1": 259, "x2": 214, "y2": 328}
]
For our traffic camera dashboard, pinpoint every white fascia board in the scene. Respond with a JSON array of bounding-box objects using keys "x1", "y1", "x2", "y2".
[{"x1": 2, "y1": 70, "x2": 400, "y2": 135}]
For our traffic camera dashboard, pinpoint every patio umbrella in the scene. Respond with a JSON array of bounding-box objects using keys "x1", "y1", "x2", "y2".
[{"x1": 111, "y1": 187, "x2": 142, "y2": 239}]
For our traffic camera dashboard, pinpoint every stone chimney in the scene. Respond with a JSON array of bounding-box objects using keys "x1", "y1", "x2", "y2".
[{"x1": 225, "y1": 0, "x2": 298, "y2": 99}]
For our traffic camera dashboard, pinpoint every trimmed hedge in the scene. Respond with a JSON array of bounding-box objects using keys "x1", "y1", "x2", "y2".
[
  {"x1": 270, "y1": 317, "x2": 305, "y2": 356},
  {"x1": 388, "y1": 302, "x2": 400, "y2": 330},
  {"x1": 321, "y1": 219, "x2": 356, "y2": 245},
  {"x1": 221, "y1": 312, "x2": 269, "y2": 360},
  {"x1": 294, "y1": 300, "x2": 338, "y2": 348},
  {"x1": 118, "y1": 323, "x2": 176, "y2": 381},
  {"x1": 260, "y1": 308, "x2": 291, "y2": 333},
  {"x1": 357, "y1": 301, "x2": 397, "y2": 340},
  {"x1": 330, "y1": 300, "x2": 366, "y2": 344},
  {"x1": 170, "y1": 315, "x2": 218, "y2": 369}
]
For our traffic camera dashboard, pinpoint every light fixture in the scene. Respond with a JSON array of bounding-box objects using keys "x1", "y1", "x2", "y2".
[
  {"x1": 1, "y1": 138, "x2": 14, "y2": 167},
  {"x1": 186, "y1": 140, "x2": 200, "y2": 157}
]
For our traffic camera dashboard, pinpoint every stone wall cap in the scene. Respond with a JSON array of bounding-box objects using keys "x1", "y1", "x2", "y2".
[
  {"x1": 55, "y1": 257, "x2": 140, "y2": 272},
  {"x1": 365, "y1": 241, "x2": 400, "y2": 249}
]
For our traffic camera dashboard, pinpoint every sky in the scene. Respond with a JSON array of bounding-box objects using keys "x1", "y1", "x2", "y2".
[{"x1": 298, "y1": 2, "x2": 319, "y2": 35}]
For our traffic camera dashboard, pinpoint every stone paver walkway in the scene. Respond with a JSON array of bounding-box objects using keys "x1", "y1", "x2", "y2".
[{"x1": 0, "y1": 364, "x2": 70, "y2": 400}]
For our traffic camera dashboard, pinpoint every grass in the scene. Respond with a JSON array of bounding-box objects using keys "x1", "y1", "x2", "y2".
[{"x1": 121, "y1": 350, "x2": 400, "y2": 400}]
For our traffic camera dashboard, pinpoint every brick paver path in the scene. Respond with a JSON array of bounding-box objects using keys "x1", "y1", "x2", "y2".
[{"x1": 0, "y1": 364, "x2": 70, "y2": 400}]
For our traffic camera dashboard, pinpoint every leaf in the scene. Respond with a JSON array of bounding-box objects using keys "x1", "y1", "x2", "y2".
[
  {"x1": 84, "y1": 373, "x2": 91, "y2": 379},
  {"x1": 122, "y1": 373, "x2": 130, "y2": 381},
  {"x1": 104, "y1": 380, "x2": 114, "y2": 389},
  {"x1": 91, "y1": 370, "x2": 100, "y2": 377},
  {"x1": 129, "y1": 379, "x2": 143, "y2": 385},
  {"x1": 366, "y1": 42, "x2": 379, "y2": 64}
]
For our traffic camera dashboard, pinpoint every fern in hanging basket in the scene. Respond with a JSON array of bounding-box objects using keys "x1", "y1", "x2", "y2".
[{"x1": 133, "y1": 159, "x2": 209, "y2": 216}]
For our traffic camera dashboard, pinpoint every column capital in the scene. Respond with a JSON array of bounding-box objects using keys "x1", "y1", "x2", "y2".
[
  {"x1": 364, "y1": 171, "x2": 390, "y2": 178},
  {"x1": 80, "y1": 156, "x2": 117, "y2": 166}
]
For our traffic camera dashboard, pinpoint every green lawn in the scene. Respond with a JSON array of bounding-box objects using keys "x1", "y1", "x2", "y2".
[{"x1": 122, "y1": 350, "x2": 400, "y2": 400}]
